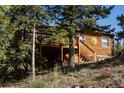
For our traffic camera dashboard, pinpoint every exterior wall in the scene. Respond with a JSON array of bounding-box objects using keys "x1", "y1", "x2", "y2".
[{"x1": 82, "y1": 32, "x2": 114, "y2": 56}]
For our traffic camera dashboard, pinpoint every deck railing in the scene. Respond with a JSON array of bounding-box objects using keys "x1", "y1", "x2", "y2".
[{"x1": 79, "y1": 38, "x2": 96, "y2": 61}]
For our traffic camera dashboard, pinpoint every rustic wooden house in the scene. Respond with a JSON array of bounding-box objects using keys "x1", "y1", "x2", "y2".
[
  {"x1": 25, "y1": 25, "x2": 114, "y2": 68},
  {"x1": 62, "y1": 30, "x2": 114, "y2": 64}
]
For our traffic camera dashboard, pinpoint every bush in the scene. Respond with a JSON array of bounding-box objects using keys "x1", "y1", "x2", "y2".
[
  {"x1": 114, "y1": 46, "x2": 124, "y2": 56},
  {"x1": 100, "y1": 67, "x2": 112, "y2": 78}
]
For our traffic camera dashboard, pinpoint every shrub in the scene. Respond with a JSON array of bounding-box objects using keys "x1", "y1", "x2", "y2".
[{"x1": 100, "y1": 67, "x2": 112, "y2": 78}]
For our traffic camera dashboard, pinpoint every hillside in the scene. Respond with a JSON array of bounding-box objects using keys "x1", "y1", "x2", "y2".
[{"x1": 1, "y1": 56, "x2": 124, "y2": 88}]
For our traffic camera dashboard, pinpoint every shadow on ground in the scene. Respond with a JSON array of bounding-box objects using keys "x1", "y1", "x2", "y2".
[{"x1": 75, "y1": 56, "x2": 124, "y2": 72}]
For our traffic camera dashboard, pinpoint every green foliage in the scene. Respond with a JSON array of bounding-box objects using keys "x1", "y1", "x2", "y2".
[
  {"x1": 47, "y1": 5, "x2": 114, "y2": 32},
  {"x1": 46, "y1": 5, "x2": 114, "y2": 68},
  {"x1": 114, "y1": 46, "x2": 124, "y2": 56},
  {"x1": 0, "y1": 50, "x2": 6, "y2": 61},
  {"x1": 116, "y1": 14, "x2": 124, "y2": 38},
  {"x1": 0, "y1": 5, "x2": 114, "y2": 82},
  {"x1": 44, "y1": 32, "x2": 69, "y2": 45},
  {"x1": 18, "y1": 43, "x2": 32, "y2": 59},
  {"x1": 117, "y1": 14, "x2": 124, "y2": 30},
  {"x1": 0, "y1": 5, "x2": 49, "y2": 81}
]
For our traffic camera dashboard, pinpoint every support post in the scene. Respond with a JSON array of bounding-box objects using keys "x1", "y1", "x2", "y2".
[
  {"x1": 32, "y1": 24, "x2": 36, "y2": 81},
  {"x1": 94, "y1": 53, "x2": 96, "y2": 62},
  {"x1": 78, "y1": 36, "x2": 80, "y2": 63},
  {"x1": 61, "y1": 46, "x2": 63, "y2": 62}
]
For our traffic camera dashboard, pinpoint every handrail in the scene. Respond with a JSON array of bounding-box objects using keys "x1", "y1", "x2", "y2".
[
  {"x1": 79, "y1": 38, "x2": 96, "y2": 61},
  {"x1": 80, "y1": 46, "x2": 95, "y2": 61},
  {"x1": 80, "y1": 40, "x2": 95, "y2": 53}
]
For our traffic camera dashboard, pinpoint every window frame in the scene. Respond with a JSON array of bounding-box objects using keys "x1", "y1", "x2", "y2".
[{"x1": 102, "y1": 36, "x2": 110, "y2": 48}]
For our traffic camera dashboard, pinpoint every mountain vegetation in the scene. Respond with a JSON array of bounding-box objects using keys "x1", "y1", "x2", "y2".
[{"x1": 1, "y1": 5, "x2": 123, "y2": 86}]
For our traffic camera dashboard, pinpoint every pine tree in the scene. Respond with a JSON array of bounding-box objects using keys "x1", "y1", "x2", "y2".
[
  {"x1": 116, "y1": 14, "x2": 124, "y2": 55},
  {"x1": 117, "y1": 14, "x2": 124, "y2": 38},
  {"x1": 47, "y1": 5, "x2": 114, "y2": 70},
  {"x1": 0, "y1": 5, "x2": 49, "y2": 81}
]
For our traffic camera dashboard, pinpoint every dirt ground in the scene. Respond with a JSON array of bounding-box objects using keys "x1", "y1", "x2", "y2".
[
  {"x1": 1, "y1": 56, "x2": 124, "y2": 88},
  {"x1": 52, "y1": 56, "x2": 124, "y2": 88}
]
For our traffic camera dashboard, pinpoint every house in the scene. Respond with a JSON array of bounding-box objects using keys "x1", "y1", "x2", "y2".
[
  {"x1": 77, "y1": 30, "x2": 114, "y2": 62},
  {"x1": 62, "y1": 30, "x2": 114, "y2": 64},
  {"x1": 25, "y1": 25, "x2": 114, "y2": 68}
]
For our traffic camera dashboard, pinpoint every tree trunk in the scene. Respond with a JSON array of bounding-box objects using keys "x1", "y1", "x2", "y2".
[{"x1": 68, "y1": 35, "x2": 75, "y2": 71}]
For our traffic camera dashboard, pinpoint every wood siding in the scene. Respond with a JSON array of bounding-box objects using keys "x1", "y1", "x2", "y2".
[{"x1": 81, "y1": 32, "x2": 114, "y2": 56}]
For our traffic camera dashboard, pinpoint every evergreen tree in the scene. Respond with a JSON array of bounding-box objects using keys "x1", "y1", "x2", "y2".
[
  {"x1": 0, "y1": 6, "x2": 15, "y2": 82},
  {"x1": 0, "y1": 5, "x2": 49, "y2": 81},
  {"x1": 116, "y1": 14, "x2": 124, "y2": 55},
  {"x1": 117, "y1": 14, "x2": 124, "y2": 38},
  {"x1": 47, "y1": 5, "x2": 114, "y2": 70}
]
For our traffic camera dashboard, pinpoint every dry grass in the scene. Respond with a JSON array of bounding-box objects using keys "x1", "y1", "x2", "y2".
[{"x1": 1, "y1": 56, "x2": 124, "y2": 88}]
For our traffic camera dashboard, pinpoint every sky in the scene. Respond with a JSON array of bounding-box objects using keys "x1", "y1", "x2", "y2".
[
  {"x1": 50, "y1": 5, "x2": 124, "y2": 34},
  {"x1": 97, "y1": 5, "x2": 124, "y2": 33},
  {"x1": 97, "y1": 5, "x2": 124, "y2": 45}
]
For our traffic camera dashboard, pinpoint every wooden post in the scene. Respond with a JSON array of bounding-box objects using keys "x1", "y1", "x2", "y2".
[
  {"x1": 61, "y1": 46, "x2": 63, "y2": 62},
  {"x1": 112, "y1": 37, "x2": 115, "y2": 56},
  {"x1": 32, "y1": 24, "x2": 36, "y2": 81},
  {"x1": 78, "y1": 36, "x2": 80, "y2": 63},
  {"x1": 94, "y1": 53, "x2": 96, "y2": 62}
]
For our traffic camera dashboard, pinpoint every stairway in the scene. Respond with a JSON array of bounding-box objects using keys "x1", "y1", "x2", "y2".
[{"x1": 79, "y1": 40, "x2": 96, "y2": 63}]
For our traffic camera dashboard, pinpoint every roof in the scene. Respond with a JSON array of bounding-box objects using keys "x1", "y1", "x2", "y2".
[{"x1": 77, "y1": 29, "x2": 114, "y2": 37}]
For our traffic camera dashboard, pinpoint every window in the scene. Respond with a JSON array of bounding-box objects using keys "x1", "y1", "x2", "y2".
[
  {"x1": 79, "y1": 33, "x2": 85, "y2": 42},
  {"x1": 102, "y1": 36, "x2": 110, "y2": 47}
]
